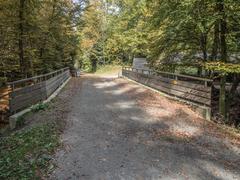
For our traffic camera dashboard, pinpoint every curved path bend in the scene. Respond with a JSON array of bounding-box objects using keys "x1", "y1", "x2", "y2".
[{"x1": 51, "y1": 74, "x2": 240, "y2": 180}]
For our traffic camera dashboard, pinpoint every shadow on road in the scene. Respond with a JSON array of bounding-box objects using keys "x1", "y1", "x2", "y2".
[{"x1": 51, "y1": 75, "x2": 240, "y2": 179}]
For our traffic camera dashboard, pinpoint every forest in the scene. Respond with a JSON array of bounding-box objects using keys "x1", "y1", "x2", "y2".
[
  {"x1": 1, "y1": 1, "x2": 240, "y2": 179},
  {"x1": 0, "y1": 0, "x2": 240, "y2": 125}
]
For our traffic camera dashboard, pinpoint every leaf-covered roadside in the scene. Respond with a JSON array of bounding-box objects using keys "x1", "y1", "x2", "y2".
[{"x1": 0, "y1": 123, "x2": 61, "y2": 179}]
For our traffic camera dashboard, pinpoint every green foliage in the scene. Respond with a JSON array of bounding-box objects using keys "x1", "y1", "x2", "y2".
[
  {"x1": 79, "y1": 0, "x2": 149, "y2": 71},
  {"x1": 0, "y1": 123, "x2": 60, "y2": 179},
  {"x1": 0, "y1": 0, "x2": 87, "y2": 81},
  {"x1": 95, "y1": 65, "x2": 122, "y2": 75},
  {"x1": 205, "y1": 62, "x2": 240, "y2": 74},
  {"x1": 0, "y1": 77, "x2": 7, "y2": 86},
  {"x1": 31, "y1": 103, "x2": 49, "y2": 113}
]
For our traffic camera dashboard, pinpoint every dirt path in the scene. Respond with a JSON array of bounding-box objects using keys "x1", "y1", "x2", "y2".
[{"x1": 51, "y1": 75, "x2": 240, "y2": 180}]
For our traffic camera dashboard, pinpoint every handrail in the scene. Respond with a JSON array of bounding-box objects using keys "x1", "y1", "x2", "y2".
[
  {"x1": 7, "y1": 67, "x2": 69, "y2": 87},
  {"x1": 123, "y1": 67, "x2": 213, "y2": 83}
]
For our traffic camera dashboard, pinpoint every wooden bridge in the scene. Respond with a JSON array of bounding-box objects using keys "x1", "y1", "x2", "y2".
[
  {"x1": 0, "y1": 68, "x2": 70, "y2": 125},
  {"x1": 0, "y1": 66, "x2": 215, "y2": 126}
]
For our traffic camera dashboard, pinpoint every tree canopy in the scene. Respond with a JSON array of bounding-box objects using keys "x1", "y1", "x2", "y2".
[
  {"x1": 1, "y1": 0, "x2": 239, "y2": 80},
  {"x1": 0, "y1": 0, "x2": 87, "y2": 81}
]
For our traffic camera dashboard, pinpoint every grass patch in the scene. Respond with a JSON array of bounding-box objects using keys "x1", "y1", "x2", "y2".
[
  {"x1": 31, "y1": 103, "x2": 49, "y2": 113},
  {"x1": 95, "y1": 65, "x2": 122, "y2": 75},
  {"x1": 0, "y1": 123, "x2": 60, "y2": 179}
]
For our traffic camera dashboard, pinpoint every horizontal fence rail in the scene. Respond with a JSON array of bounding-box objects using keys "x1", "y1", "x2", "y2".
[
  {"x1": 8, "y1": 68, "x2": 70, "y2": 114},
  {"x1": 122, "y1": 67, "x2": 213, "y2": 107},
  {"x1": 7, "y1": 67, "x2": 69, "y2": 90}
]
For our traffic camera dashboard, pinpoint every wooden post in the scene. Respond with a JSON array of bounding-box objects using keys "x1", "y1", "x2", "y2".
[
  {"x1": 204, "y1": 81, "x2": 207, "y2": 87},
  {"x1": 219, "y1": 75, "x2": 227, "y2": 120},
  {"x1": 175, "y1": 75, "x2": 178, "y2": 81}
]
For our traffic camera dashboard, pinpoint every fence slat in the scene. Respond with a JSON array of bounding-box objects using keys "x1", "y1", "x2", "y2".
[
  {"x1": 122, "y1": 68, "x2": 212, "y2": 107},
  {"x1": 9, "y1": 68, "x2": 70, "y2": 113}
]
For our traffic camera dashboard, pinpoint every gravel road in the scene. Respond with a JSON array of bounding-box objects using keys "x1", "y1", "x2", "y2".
[{"x1": 50, "y1": 74, "x2": 240, "y2": 180}]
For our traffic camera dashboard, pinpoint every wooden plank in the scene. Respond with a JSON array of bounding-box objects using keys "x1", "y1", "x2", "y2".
[
  {"x1": 46, "y1": 76, "x2": 59, "y2": 85},
  {"x1": 151, "y1": 74, "x2": 211, "y2": 92},
  {"x1": 138, "y1": 74, "x2": 211, "y2": 99},
  {"x1": 11, "y1": 82, "x2": 45, "y2": 98},
  {"x1": 124, "y1": 70, "x2": 211, "y2": 92},
  {"x1": 46, "y1": 82, "x2": 61, "y2": 96},
  {"x1": 47, "y1": 74, "x2": 66, "y2": 87},
  {"x1": 46, "y1": 73, "x2": 65, "y2": 85},
  {"x1": 138, "y1": 76, "x2": 211, "y2": 105},
  {"x1": 129, "y1": 67, "x2": 213, "y2": 82},
  {"x1": 10, "y1": 86, "x2": 46, "y2": 103},
  {"x1": 123, "y1": 70, "x2": 211, "y2": 106},
  {"x1": 9, "y1": 70, "x2": 70, "y2": 113},
  {"x1": 45, "y1": 72, "x2": 68, "y2": 87},
  {"x1": 137, "y1": 70, "x2": 210, "y2": 92},
  {"x1": 10, "y1": 93, "x2": 44, "y2": 108},
  {"x1": 46, "y1": 75, "x2": 63, "y2": 88},
  {"x1": 10, "y1": 93, "x2": 45, "y2": 112},
  {"x1": 147, "y1": 81, "x2": 211, "y2": 106},
  {"x1": 8, "y1": 67, "x2": 69, "y2": 86},
  {"x1": 10, "y1": 88, "x2": 46, "y2": 103},
  {"x1": 46, "y1": 73, "x2": 69, "y2": 96}
]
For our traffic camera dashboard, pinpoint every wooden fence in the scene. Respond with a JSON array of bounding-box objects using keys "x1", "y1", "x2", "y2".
[
  {"x1": 7, "y1": 68, "x2": 70, "y2": 114},
  {"x1": 122, "y1": 67, "x2": 213, "y2": 108}
]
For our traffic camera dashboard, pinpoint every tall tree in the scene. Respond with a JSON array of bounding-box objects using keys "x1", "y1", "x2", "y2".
[{"x1": 0, "y1": 0, "x2": 87, "y2": 81}]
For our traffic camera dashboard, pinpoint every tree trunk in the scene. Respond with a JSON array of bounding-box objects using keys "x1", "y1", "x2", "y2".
[
  {"x1": 39, "y1": 0, "x2": 57, "y2": 69},
  {"x1": 211, "y1": 22, "x2": 220, "y2": 61},
  {"x1": 219, "y1": 74, "x2": 227, "y2": 120},
  {"x1": 18, "y1": 0, "x2": 26, "y2": 77},
  {"x1": 218, "y1": 0, "x2": 228, "y2": 121},
  {"x1": 230, "y1": 74, "x2": 240, "y2": 95},
  {"x1": 91, "y1": 58, "x2": 97, "y2": 72},
  {"x1": 200, "y1": 33, "x2": 208, "y2": 77}
]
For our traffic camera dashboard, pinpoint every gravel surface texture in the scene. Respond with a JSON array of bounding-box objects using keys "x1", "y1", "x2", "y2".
[{"x1": 49, "y1": 74, "x2": 240, "y2": 180}]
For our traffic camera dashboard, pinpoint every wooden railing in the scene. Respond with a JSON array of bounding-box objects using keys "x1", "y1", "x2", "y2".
[
  {"x1": 122, "y1": 67, "x2": 213, "y2": 107},
  {"x1": 7, "y1": 67, "x2": 69, "y2": 90},
  {"x1": 7, "y1": 68, "x2": 70, "y2": 114}
]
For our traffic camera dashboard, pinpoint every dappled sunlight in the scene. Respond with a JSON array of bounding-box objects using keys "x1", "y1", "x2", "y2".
[
  {"x1": 144, "y1": 107, "x2": 173, "y2": 119},
  {"x1": 106, "y1": 101, "x2": 136, "y2": 110},
  {"x1": 171, "y1": 121, "x2": 202, "y2": 137},
  {"x1": 51, "y1": 76, "x2": 240, "y2": 179},
  {"x1": 105, "y1": 86, "x2": 146, "y2": 96},
  {"x1": 93, "y1": 81, "x2": 118, "y2": 89},
  {"x1": 117, "y1": 114, "x2": 151, "y2": 124},
  {"x1": 198, "y1": 160, "x2": 240, "y2": 179}
]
